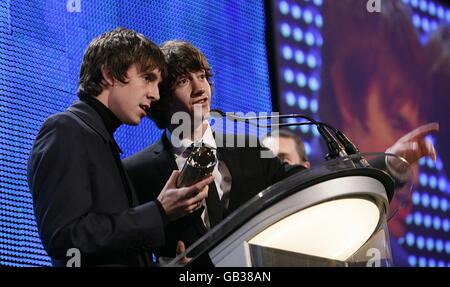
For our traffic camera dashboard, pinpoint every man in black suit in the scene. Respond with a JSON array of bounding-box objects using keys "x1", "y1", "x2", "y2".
[
  {"x1": 27, "y1": 29, "x2": 212, "y2": 267},
  {"x1": 123, "y1": 41, "x2": 304, "y2": 260}
]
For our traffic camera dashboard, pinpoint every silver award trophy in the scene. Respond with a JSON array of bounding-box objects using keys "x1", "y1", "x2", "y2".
[{"x1": 176, "y1": 141, "x2": 217, "y2": 188}]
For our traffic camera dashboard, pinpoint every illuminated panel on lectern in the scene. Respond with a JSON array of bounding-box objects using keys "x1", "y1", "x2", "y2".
[{"x1": 249, "y1": 198, "x2": 380, "y2": 261}]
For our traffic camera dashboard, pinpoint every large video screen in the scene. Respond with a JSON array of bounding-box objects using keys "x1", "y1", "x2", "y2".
[{"x1": 269, "y1": 0, "x2": 450, "y2": 267}]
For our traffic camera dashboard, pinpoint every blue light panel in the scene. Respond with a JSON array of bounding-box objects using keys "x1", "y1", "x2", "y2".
[{"x1": 0, "y1": 0, "x2": 270, "y2": 266}]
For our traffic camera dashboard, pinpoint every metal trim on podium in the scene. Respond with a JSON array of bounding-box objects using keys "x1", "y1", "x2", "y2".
[{"x1": 167, "y1": 154, "x2": 401, "y2": 267}]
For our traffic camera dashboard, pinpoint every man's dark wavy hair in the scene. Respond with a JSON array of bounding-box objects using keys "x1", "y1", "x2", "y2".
[{"x1": 147, "y1": 40, "x2": 212, "y2": 129}]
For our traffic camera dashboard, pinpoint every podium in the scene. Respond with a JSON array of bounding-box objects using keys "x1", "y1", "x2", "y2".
[{"x1": 167, "y1": 153, "x2": 409, "y2": 267}]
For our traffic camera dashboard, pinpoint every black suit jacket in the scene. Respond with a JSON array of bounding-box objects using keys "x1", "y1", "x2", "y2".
[
  {"x1": 27, "y1": 101, "x2": 165, "y2": 267},
  {"x1": 123, "y1": 132, "x2": 304, "y2": 257}
]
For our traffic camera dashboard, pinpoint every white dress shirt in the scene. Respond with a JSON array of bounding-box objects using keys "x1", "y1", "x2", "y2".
[{"x1": 167, "y1": 124, "x2": 232, "y2": 229}]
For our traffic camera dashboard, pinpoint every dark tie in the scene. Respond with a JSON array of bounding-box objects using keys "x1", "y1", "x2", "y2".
[{"x1": 206, "y1": 180, "x2": 223, "y2": 228}]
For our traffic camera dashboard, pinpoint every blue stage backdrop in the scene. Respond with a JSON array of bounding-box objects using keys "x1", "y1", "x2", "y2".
[{"x1": 0, "y1": 0, "x2": 270, "y2": 266}]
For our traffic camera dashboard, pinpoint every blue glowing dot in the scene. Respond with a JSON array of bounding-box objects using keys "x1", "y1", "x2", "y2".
[
  {"x1": 440, "y1": 198, "x2": 448, "y2": 212},
  {"x1": 438, "y1": 261, "x2": 445, "y2": 267},
  {"x1": 313, "y1": 0, "x2": 323, "y2": 6},
  {"x1": 416, "y1": 236, "x2": 425, "y2": 249},
  {"x1": 285, "y1": 91, "x2": 296, "y2": 107},
  {"x1": 293, "y1": 28, "x2": 303, "y2": 42},
  {"x1": 429, "y1": 175, "x2": 437, "y2": 189},
  {"x1": 308, "y1": 77, "x2": 320, "y2": 92},
  {"x1": 422, "y1": 18, "x2": 430, "y2": 32},
  {"x1": 436, "y1": 158, "x2": 443, "y2": 170},
  {"x1": 282, "y1": 46, "x2": 293, "y2": 60},
  {"x1": 303, "y1": 10, "x2": 313, "y2": 24},
  {"x1": 426, "y1": 238, "x2": 434, "y2": 251},
  {"x1": 281, "y1": 23, "x2": 291, "y2": 37},
  {"x1": 316, "y1": 35, "x2": 323, "y2": 46},
  {"x1": 284, "y1": 69, "x2": 294, "y2": 84},
  {"x1": 420, "y1": 0, "x2": 428, "y2": 12},
  {"x1": 304, "y1": 141, "x2": 311, "y2": 155},
  {"x1": 295, "y1": 50, "x2": 305, "y2": 64},
  {"x1": 306, "y1": 54, "x2": 316, "y2": 68},
  {"x1": 428, "y1": 258, "x2": 436, "y2": 267},
  {"x1": 428, "y1": 2, "x2": 436, "y2": 15},
  {"x1": 310, "y1": 98, "x2": 318, "y2": 113},
  {"x1": 424, "y1": 214, "x2": 432, "y2": 228},
  {"x1": 312, "y1": 125, "x2": 320, "y2": 137},
  {"x1": 414, "y1": 212, "x2": 423, "y2": 226},
  {"x1": 287, "y1": 118, "x2": 297, "y2": 131},
  {"x1": 419, "y1": 173, "x2": 428, "y2": 187},
  {"x1": 314, "y1": 14, "x2": 323, "y2": 28},
  {"x1": 406, "y1": 214, "x2": 413, "y2": 225},
  {"x1": 436, "y1": 240, "x2": 444, "y2": 253},
  {"x1": 411, "y1": 0, "x2": 419, "y2": 8},
  {"x1": 402, "y1": 0, "x2": 409, "y2": 4},
  {"x1": 413, "y1": 14, "x2": 421, "y2": 28},
  {"x1": 445, "y1": 241, "x2": 450, "y2": 254},
  {"x1": 431, "y1": 195, "x2": 439, "y2": 209},
  {"x1": 291, "y1": 5, "x2": 301, "y2": 19},
  {"x1": 279, "y1": 1, "x2": 289, "y2": 15},
  {"x1": 433, "y1": 216, "x2": 441, "y2": 230},
  {"x1": 300, "y1": 124, "x2": 310, "y2": 134},
  {"x1": 298, "y1": 94, "x2": 308, "y2": 110},
  {"x1": 437, "y1": 6, "x2": 445, "y2": 19},
  {"x1": 419, "y1": 157, "x2": 426, "y2": 166},
  {"x1": 418, "y1": 257, "x2": 427, "y2": 267},
  {"x1": 443, "y1": 219, "x2": 450, "y2": 232},
  {"x1": 406, "y1": 232, "x2": 415, "y2": 246},
  {"x1": 439, "y1": 177, "x2": 448, "y2": 192},
  {"x1": 427, "y1": 157, "x2": 434, "y2": 168},
  {"x1": 446, "y1": 10, "x2": 450, "y2": 22},
  {"x1": 408, "y1": 255, "x2": 417, "y2": 267},
  {"x1": 296, "y1": 73, "x2": 307, "y2": 88},
  {"x1": 412, "y1": 192, "x2": 421, "y2": 205},
  {"x1": 305, "y1": 32, "x2": 315, "y2": 46},
  {"x1": 422, "y1": 193, "x2": 430, "y2": 207}
]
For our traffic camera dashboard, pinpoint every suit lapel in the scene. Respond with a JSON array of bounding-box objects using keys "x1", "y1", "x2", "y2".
[{"x1": 153, "y1": 133, "x2": 178, "y2": 182}]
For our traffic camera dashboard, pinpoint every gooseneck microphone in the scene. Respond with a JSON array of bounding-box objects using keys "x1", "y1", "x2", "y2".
[{"x1": 210, "y1": 109, "x2": 364, "y2": 163}]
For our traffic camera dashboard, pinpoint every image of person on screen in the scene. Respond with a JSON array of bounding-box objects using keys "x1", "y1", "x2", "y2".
[
  {"x1": 27, "y1": 28, "x2": 212, "y2": 267},
  {"x1": 123, "y1": 40, "x2": 305, "y2": 263},
  {"x1": 319, "y1": 0, "x2": 439, "y2": 266}
]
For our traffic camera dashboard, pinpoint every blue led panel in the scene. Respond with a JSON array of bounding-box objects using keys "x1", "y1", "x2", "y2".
[{"x1": 0, "y1": 0, "x2": 270, "y2": 266}]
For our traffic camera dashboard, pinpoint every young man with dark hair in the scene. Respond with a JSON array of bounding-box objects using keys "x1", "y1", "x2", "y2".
[
  {"x1": 123, "y1": 40, "x2": 304, "y2": 261},
  {"x1": 28, "y1": 28, "x2": 212, "y2": 267}
]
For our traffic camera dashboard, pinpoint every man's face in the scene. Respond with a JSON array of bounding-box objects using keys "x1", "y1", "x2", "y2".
[
  {"x1": 263, "y1": 136, "x2": 310, "y2": 168},
  {"x1": 168, "y1": 70, "x2": 211, "y2": 123},
  {"x1": 108, "y1": 64, "x2": 161, "y2": 125}
]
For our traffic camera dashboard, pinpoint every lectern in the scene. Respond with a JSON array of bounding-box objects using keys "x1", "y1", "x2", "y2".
[{"x1": 167, "y1": 153, "x2": 410, "y2": 267}]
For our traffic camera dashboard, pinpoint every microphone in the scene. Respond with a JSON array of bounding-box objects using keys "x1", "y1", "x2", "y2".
[{"x1": 210, "y1": 109, "x2": 352, "y2": 161}]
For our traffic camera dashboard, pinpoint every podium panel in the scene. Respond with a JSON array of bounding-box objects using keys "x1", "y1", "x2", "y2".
[{"x1": 167, "y1": 154, "x2": 409, "y2": 267}]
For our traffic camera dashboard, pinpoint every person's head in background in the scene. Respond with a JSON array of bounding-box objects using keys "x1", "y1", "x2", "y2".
[
  {"x1": 319, "y1": 0, "x2": 430, "y2": 239},
  {"x1": 262, "y1": 129, "x2": 311, "y2": 168},
  {"x1": 426, "y1": 24, "x2": 450, "y2": 176}
]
